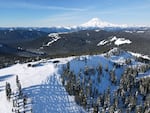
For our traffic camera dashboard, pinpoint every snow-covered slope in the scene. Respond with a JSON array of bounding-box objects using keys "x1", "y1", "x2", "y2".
[
  {"x1": 46, "y1": 33, "x2": 62, "y2": 46},
  {"x1": 0, "y1": 58, "x2": 84, "y2": 113},
  {"x1": 129, "y1": 51, "x2": 150, "y2": 60},
  {"x1": 0, "y1": 48, "x2": 149, "y2": 113},
  {"x1": 97, "y1": 36, "x2": 132, "y2": 46},
  {"x1": 45, "y1": 32, "x2": 69, "y2": 46}
]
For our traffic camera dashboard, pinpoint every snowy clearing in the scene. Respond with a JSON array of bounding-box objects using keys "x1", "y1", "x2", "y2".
[
  {"x1": 114, "y1": 38, "x2": 131, "y2": 46},
  {"x1": 46, "y1": 33, "x2": 61, "y2": 46},
  {"x1": 97, "y1": 36, "x2": 132, "y2": 46}
]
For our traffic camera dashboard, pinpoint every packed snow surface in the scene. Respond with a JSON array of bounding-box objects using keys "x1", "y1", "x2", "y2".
[{"x1": 0, "y1": 58, "x2": 84, "y2": 113}]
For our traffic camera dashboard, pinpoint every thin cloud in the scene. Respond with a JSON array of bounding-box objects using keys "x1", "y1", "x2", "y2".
[
  {"x1": 39, "y1": 12, "x2": 84, "y2": 26},
  {"x1": 0, "y1": 2, "x2": 87, "y2": 11}
]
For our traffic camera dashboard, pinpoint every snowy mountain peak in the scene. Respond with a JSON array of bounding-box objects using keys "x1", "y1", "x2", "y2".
[
  {"x1": 88, "y1": 18, "x2": 101, "y2": 24},
  {"x1": 81, "y1": 18, "x2": 128, "y2": 28}
]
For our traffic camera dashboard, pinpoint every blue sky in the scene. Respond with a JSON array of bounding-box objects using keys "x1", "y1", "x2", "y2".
[{"x1": 0, "y1": 0, "x2": 150, "y2": 27}]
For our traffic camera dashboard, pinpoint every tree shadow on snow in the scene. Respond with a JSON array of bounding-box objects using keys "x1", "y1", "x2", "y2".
[
  {"x1": 0, "y1": 85, "x2": 5, "y2": 92},
  {"x1": 0, "y1": 74, "x2": 14, "y2": 82},
  {"x1": 23, "y1": 75, "x2": 84, "y2": 113}
]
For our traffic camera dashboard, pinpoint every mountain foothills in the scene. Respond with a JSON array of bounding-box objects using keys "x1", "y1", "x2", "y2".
[{"x1": 0, "y1": 18, "x2": 150, "y2": 67}]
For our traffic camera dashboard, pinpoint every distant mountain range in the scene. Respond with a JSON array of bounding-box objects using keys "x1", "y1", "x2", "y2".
[
  {"x1": 0, "y1": 18, "x2": 149, "y2": 33},
  {"x1": 0, "y1": 18, "x2": 150, "y2": 58}
]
